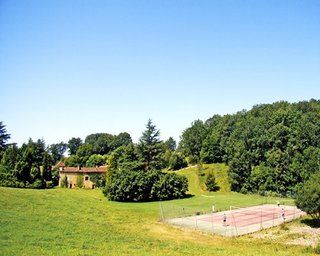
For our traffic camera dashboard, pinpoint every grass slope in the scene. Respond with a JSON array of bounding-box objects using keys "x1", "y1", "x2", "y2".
[
  {"x1": 177, "y1": 163, "x2": 230, "y2": 195},
  {"x1": 0, "y1": 184, "x2": 312, "y2": 256}
]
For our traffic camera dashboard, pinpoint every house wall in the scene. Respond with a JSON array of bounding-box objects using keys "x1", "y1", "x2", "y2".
[{"x1": 59, "y1": 172, "x2": 100, "y2": 189}]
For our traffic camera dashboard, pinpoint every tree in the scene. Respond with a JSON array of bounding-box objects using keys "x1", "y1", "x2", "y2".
[
  {"x1": 1, "y1": 144, "x2": 19, "y2": 169},
  {"x1": 86, "y1": 154, "x2": 106, "y2": 167},
  {"x1": 179, "y1": 120, "x2": 207, "y2": 162},
  {"x1": 200, "y1": 131, "x2": 224, "y2": 163},
  {"x1": 49, "y1": 142, "x2": 67, "y2": 164},
  {"x1": 205, "y1": 172, "x2": 219, "y2": 192},
  {"x1": 15, "y1": 139, "x2": 46, "y2": 183},
  {"x1": 295, "y1": 172, "x2": 320, "y2": 222},
  {"x1": 164, "y1": 137, "x2": 176, "y2": 151},
  {"x1": 85, "y1": 133, "x2": 115, "y2": 155},
  {"x1": 0, "y1": 121, "x2": 10, "y2": 153},
  {"x1": 110, "y1": 132, "x2": 132, "y2": 150},
  {"x1": 76, "y1": 143, "x2": 94, "y2": 165},
  {"x1": 68, "y1": 137, "x2": 82, "y2": 155},
  {"x1": 64, "y1": 155, "x2": 81, "y2": 167},
  {"x1": 138, "y1": 119, "x2": 164, "y2": 170}
]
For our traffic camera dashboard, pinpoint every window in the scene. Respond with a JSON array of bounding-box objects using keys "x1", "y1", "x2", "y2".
[{"x1": 84, "y1": 176, "x2": 89, "y2": 181}]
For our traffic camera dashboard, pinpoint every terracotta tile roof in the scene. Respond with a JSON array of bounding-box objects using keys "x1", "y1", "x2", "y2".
[
  {"x1": 59, "y1": 166, "x2": 107, "y2": 173},
  {"x1": 56, "y1": 161, "x2": 65, "y2": 167}
]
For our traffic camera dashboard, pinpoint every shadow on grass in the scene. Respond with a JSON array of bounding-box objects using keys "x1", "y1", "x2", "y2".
[
  {"x1": 301, "y1": 218, "x2": 320, "y2": 228},
  {"x1": 185, "y1": 194, "x2": 195, "y2": 199}
]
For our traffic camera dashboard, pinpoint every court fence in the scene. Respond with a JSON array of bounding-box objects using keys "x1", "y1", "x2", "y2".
[{"x1": 159, "y1": 200, "x2": 305, "y2": 237}]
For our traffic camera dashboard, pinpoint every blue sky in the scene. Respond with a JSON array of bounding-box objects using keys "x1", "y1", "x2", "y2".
[{"x1": 1, "y1": 0, "x2": 319, "y2": 145}]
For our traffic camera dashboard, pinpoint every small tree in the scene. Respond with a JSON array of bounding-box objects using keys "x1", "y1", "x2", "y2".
[
  {"x1": 295, "y1": 171, "x2": 320, "y2": 223},
  {"x1": 205, "y1": 172, "x2": 219, "y2": 192},
  {"x1": 60, "y1": 175, "x2": 68, "y2": 188},
  {"x1": 76, "y1": 175, "x2": 84, "y2": 188}
]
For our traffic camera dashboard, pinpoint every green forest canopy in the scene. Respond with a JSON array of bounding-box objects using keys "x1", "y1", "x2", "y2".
[{"x1": 179, "y1": 99, "x2": 320, "y2": 195}]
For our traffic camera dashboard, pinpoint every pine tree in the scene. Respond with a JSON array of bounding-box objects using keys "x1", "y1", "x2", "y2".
[
  {"x1": 0, "y1": 121, "x2": 11, "y2": 152},
  {"x1": 138, "y1": 119, "x2": 164, "y2": 170}
]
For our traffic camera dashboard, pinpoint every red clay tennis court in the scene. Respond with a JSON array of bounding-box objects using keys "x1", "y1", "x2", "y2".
[{"x1": 165, "y1": 204, "x2": 305, "y2": 237}]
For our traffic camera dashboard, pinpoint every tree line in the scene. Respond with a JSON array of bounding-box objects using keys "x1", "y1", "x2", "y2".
[
  {"x1": 0, "y1": 99, "x2": 319, "y2": 208},
  {"x1": 0, "y1": 120, "x2": 188, "y2": 197},
  {"x1": 179, "y1": 99, "x2": 320, "y2": 196}
]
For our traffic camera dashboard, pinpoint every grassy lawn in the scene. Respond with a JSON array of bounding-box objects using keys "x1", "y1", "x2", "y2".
[{"x1": 0, "y1": 185, "x2": 314, "y2": 256}]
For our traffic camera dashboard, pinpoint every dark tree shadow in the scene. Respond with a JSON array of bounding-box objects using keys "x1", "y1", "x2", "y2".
[
  {"x1": 184, "y1": 193, "x2": 195, "y2": 198},
  {"x1": 301, "y1": 218, "x2": 320, "y2": 228}
]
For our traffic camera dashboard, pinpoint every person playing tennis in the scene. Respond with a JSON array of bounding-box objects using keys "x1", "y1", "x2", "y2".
[
  {"x1": 223, "y1": 213, "x2": 227, "y2": 226},
  {"x1": 281, "y1": 208, "x2": 286, "y2": 221}
]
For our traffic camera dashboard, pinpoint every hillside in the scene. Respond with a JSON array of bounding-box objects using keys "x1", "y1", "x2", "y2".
[
  {"x1": 179, "y1": 100, "x2": 320, "y2": 195},
  {"x1": 0, "y1": 187, "x2": 315, "y2": 256}
]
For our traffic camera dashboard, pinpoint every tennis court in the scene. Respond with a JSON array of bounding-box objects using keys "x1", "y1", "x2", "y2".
[{"x1": 165, "y1": 204, "x2": 305, "y2": 237}]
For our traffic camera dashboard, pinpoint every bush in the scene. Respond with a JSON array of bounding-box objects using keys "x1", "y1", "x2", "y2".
[
  {"x1": 104, "y1": 169, "x2": 160, "y2": 201},
  {"x1": 76, "y1": 175, "x2": 84, "y2": 188},
  {"x1": 104, "y1": 169, "x2": 188, "y2": 202},
  {"x1": 188, "y1": 155, "x2": 199, "y2": 165},
  {"x1": 89, "y1": 173, "x2": 106, "y2": 188},
  {"x1": 168, "y1": 152, "x2": 187, "y2": 170},
  {"x1": 46, "y1": 181, "x2": 53, "y2": 188},
  {"x1": 29, "y1": 179, "x2": 46, "y2": 189},
  {"x1": 295, "y1": 171, "x2": 320, "y2": 222},
  {"x1": 60, "y1": 175, "x2": 68, "y2": 188},
  {"x1": 151, "y1": 173, "x2": 188, "y2": 200},
  {"x1": 205, "y1": 172, "x2": 220, "y2": 192}
]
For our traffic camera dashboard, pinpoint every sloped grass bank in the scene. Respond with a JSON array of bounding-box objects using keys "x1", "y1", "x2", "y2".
[{"x1": 0, "y1": 187, "x2": 311, "y2": 256}]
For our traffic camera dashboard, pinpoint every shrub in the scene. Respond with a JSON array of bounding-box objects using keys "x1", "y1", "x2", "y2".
[
  {"x1": 151, "y1": 173, "x2": 188, "y2": 200},
  {"x1": 104, "y1": 169, "x2": 188, "y2": 202},
  {"x1": 104, "y1": 169, "x2": 160, "y2": 201},
  {"x1": 188, "y1": 155, "x2": 199, "y2": 165},
  {"x1": 168, "y1": 152, "x2": 187, "y2": 170},
  {"x1": 76, "y1": 175, "x2": 84, "y2": 188},
  {"x1": 46, "y1": 181, "x2": 53, "y2": 188},
  {"x1": 89, "y1": 173, "x2": 106, "y2": 188},
  {"x1": 205, "y1": 172, "x2": 220, "y2": 192},
  {"x1": 295, "y1": 171, "x2": 320, "y2": 222},
  {"x1": 29, "y1": 179, "x2": 46, "y2": 189},
  {"x1": 60, "y1": 175, "x2": 68, "y2": 188}
]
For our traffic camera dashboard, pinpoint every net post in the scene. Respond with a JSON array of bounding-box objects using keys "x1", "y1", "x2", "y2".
[
  {"x1": 272, "y1": 206, "x2": 275, "y2": 227},
  {"x1": 195, "y1": 214, "x2": 198, "y2": 229},
  {"x1": 211, "y1": 211, "x2": 214, "y2": 234},
  {"x1": 159, "y1": 202, "x2": 165, "y2": 221},
  {"x1": 230, "y1": 207, "x2": 238, "y2": 236},
  {"x1": 260, "y1": 208, "x2": 263, "y2": 230}
]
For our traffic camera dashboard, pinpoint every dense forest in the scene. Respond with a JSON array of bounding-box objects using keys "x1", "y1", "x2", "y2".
[
  {"x1": 179, "y1": 99, "x2": 320, "y2": 196},
  {"x1": 1, "y1": 99, "x2": 320, "y2": 198}
]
